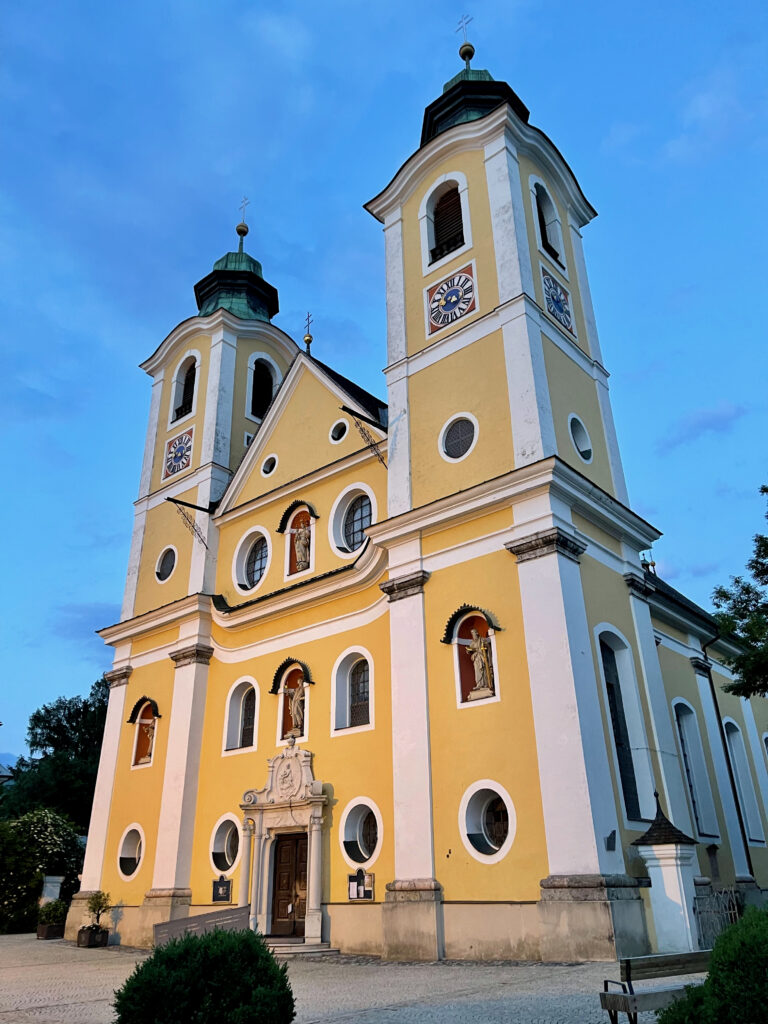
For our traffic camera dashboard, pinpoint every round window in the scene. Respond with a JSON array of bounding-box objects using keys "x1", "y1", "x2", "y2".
[
  {"x1": 119, "y1": 828, "x2": 143, "y2": 877},
  {"x1": 262, "y1": 455, "x2": 277, "y2": 476},
  {"x1": 343, "y1": 494, "x2": 372, "y2": 551},
  {"x1": 156, "y1": 548, "x2": 176, "y2": 581},
  {"x1": 569, "y1": 416, "x2": 593, "y2": 462},
  {"x1": 212, "y1": 819, "x2": 240, "y2": 873},
  {"x1": 342, "y1": 803, "x2": 380, "y2": 864},
  {"x1": 244, "y1": 536, "x2": 268, "y2": 588},
  {"x1": 442, "y1": 417, "x2": 475, "y2": 460},
  {"x1": 463, "y1": 786, "x2": 514, "y2": 859},
  {"x1": 330, "y1": 420, "x2": 348, "y2": 443}
]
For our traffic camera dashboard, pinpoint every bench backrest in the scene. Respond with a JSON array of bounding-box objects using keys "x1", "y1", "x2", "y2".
[{"x1": 621, "y1": 950, "x2": 711, "y2": 984}]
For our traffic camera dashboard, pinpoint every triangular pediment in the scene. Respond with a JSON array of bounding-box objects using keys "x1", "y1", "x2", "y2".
[{"x1": 217, "y1": 354, "x2": 386, "y2": 515}]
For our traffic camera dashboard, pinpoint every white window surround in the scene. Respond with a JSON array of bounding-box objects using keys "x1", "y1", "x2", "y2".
[
  {"x1": 329, "y1": 418, "x2": 349, "y2": 444},
  {"x1": 209, "y1": 813, "x2": 243, "y2": 877},
  {"x1": 458, "y1": 780, "x2": 517, "y2": 865},
  {"x1": 167, "y1": 349, "x2": 202, "y2": 430},
  {"x1": 232, "y1": 526, "x2": 272, "y2": 594},
  {"x1": 593, "y1": 624, "x2": 656, "y2": 825},
  {"x1": 283, "y1": 510, "x2": 316, "y2": 581},
  {"x1": 154, "y1": 545, "x2": 178, "y2": 585},
  {"x1": 245, "y1": 351, "x2": 282, "y2": 425},
  {"x1": 275, "y1": 668, "x2": 310, "y2": 748},
  {"x1": 222, "y1": 677, "x2": 259, "y2": 756},
  {"x1": 529, "y1": 175, "x2": 568, "y2": 278},
  {"x1": 117, "y1": 822, "x2": 146, "y2": 882},
  {"x1": 328, "y1": 483, "x2": 377, "y2": 559},
  {"x1": 672, "y1": 698, "x2": 720, "y2": 840},
  {"x1": 451, "y1": 611, "x2": 501, "y2": 710},
  {"x1": 244, "y1": 431, "x2": 255, "y2": 448},
  {"x1": 331, "y1": 646, "x2": 375, "y2": 736},
  {"x1": 568, "y1": 413, "x2": 593, "y2": 464},
  {"x1": 338, "y1": 797, "x2": 383, "y2": 870},
  {"x1": 438, "y1": 411, "x2": 479, "y2": 464},
  {"x1": 723, "y1": 718, "x2": 765, "y2": 845},
  {"x1": 260, "y1": 453, "x2": 279, "y2": 478},
  {"x1": 130, "y1": 701, "x2": 156, "y2": 772},
  {"x1": 418, "y1": 170, "x2": 473, "y2": 276}
]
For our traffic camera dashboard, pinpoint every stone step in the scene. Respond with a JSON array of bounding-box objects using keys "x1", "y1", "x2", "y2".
[{"x1": 267, "y1": 940, "x2": 340, "y2": 958}]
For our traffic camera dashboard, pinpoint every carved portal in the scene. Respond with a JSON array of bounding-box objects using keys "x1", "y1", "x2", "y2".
[{"x1": 240, "y1": 741, "x2": 326, "y2": 942}]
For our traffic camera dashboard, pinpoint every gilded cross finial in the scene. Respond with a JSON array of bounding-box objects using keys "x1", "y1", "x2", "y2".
[
  {"x1": 236, "y1": 197, "x2": 250, "y2": 253},
  {"x1": 303, "y1": 312, "x2": 313, "y2": 354}
]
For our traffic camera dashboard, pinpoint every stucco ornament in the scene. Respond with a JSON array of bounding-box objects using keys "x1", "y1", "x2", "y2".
[
  {"x1": 459, "y1": 629, "x2": 494, "y2": 699},
  {"x1": 242, "y1": 742, "x2": 322, "y2": 809},
  {"x1": 288, "y1": 679, "x2": 305, "y2": 736},
  {"x1": 288, "y1": 520, "x2": 311, "y2": 571}
]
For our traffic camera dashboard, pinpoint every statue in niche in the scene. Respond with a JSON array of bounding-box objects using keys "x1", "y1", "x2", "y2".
[
  {"x1": 287, "y1": 679, "x2": 305, "y2": 736},
  {"x1": 288, "y1": 518, "x2": 311, "y2": 571},
  {"x1": 459, "y1": 628, "x2": 495, "y2": 699}
]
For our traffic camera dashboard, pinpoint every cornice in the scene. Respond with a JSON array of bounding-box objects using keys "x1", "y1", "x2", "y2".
[
  {"x1": 98, "y1": 593, "x2": 213, "y2": 647},
  {"x1": 506, "y1": 527, "x2": 586, "y2": 564},
  {"x1": 624, "y1": 570, "x2": 656, "y2": 601},
  {"x1": 170, "y1": 643, "x2": 214, "y2": 667},
  {"x1": 379, "y1": 570, "x2": 431, "y2": 602},
  {"x1": 104, "y1": 666, "x2": 133, "y2": 688},
  {"x1": 689, "y1": 656, "x2": 711, "y2": 676},
  {"x1": 365, "y1": 105, "x2": 595, "y2": 228},
  {"x1": 139, "y1": 310, "x2": 299, "y2": 377}
]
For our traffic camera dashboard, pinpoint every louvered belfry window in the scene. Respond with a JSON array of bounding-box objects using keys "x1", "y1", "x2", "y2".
[{"x1": 430, "y1": 187, "x2": 464, "y2": 263}]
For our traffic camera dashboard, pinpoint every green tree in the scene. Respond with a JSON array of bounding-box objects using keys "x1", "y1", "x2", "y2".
[
  {"x1": 712, "y1": 485, "x2": 768, "y2": 698},
  {"x1": 0, "y1": 677, "x2": 109, "y2": 829}
]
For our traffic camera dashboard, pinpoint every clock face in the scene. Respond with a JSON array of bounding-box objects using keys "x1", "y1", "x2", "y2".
[
  {"x1": 542, "y1": 269, "x2": 573, "y2": 332},
  {"x1": 427, "y1": 266, "x2": 476, "y2": 334},
  {"x1": 164, "y1": 429, "x2": 194, "y2": 479}
]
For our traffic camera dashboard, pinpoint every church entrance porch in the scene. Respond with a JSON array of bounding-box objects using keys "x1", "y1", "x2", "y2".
[{"x1": 270, "y1": 834, "x2": 307, "y2": 937}]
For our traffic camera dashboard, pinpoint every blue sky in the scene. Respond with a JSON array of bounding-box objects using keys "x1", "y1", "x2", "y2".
[{"x1": 1, "y1": 1, "x2": 767, "y2": 757}]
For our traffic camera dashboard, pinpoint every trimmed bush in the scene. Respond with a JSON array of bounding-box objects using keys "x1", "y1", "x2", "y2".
[
  {"x1": 655, "y1": 981, "x2": 713, "y2": 1024},
  {"x1": 38, "y1": 899, "x2": 68, "y2": 925},
  {"x1": 113, "y1": 928, "x2": 295, "y2": 1024}
]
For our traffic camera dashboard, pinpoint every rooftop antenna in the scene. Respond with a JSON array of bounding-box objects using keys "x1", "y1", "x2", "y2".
[
  {"x1": 236, "y1": 196, "x2": 250, "y2": 253},
  {"x1": 456, "y1": 14, "x2": 475, "y2": 67},
  {"x1": 303, "y1": 311, "x2": 313, "y2": 354}
]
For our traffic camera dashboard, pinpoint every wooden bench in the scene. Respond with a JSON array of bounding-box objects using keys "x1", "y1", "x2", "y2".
[{"x1": 600, "y1": 950, "x2": 710, "y2": 1023}]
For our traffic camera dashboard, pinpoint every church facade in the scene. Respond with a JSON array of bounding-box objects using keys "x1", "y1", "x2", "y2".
[{"x1": 66, "y1": 49, "x2": 768, "y2": 960}]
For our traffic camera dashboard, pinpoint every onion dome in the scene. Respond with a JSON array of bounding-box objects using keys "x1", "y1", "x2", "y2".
[{"x1": 194, "y1": 220, "x2": 279, "y2": 321}]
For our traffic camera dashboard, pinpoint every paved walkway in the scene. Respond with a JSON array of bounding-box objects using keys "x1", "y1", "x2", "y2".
[{"x1": 0, "y1": 933, "x2": 661, "y2": 1023}]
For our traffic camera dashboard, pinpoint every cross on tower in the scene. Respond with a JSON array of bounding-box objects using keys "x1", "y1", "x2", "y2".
[
  {"x1": 455, "y1": 14, "x2": 473, "y2": 41},
  {"x1": 305, "y1": 311, "x2": 313, "y2": 335},
  {"x1": 239, "y1": 196, "x2": 250, "y2": 223}
]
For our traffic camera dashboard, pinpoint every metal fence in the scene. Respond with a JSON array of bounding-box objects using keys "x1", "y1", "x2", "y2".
[{"x1": 693, "y1": 886, "x2": 741, "y2": 949}]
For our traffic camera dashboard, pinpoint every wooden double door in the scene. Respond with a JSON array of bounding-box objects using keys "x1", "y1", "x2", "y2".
[{"x1": 270, "y1": 834, "x2": 307, "y2": 937}]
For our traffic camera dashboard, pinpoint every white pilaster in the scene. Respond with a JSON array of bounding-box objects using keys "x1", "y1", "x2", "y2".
[
  {"x1": 484, "y1": 132, "x2": 535, "y2": 302},
  {"x1": 383, "y1": 210, "x2": 407, "y2": 365},
  {"x1": 139, "y1": 372, "x2": 165, "y2": 499},
  {"x1": 80, "y1": 669, "x2": 130, "y2": 890},
  {"x1": 508, "y1": 529, "x2": 625, "y2": 875},
  {"x1": 121, "y1": 507, "x2": 146, "y2": 622},
  {"x1": 693, "y1": 667, "x2": 751, "y2": 877},
  {"x1": 501, "y1": 303, "x2": 557, "y2": 467},
  {"x1": 635, "y1": 843, "x2": 698, "y2": 952},
  {"x1": 306, "y1": 810, "x2": 323, "y2": 941},
  {"x1": 201, "y1": 326, "x2": 237, "y2": 468},
  {"x1": 386, "y1": 367, "x2": 412, "y2": 517},
  {"x1": 380, "y1": 568, "x2": 435, "y2": 880},
  {"x1": 151, "y1": 644, "x2": 213, "y2": 891},
  {"x1": 238, "y1": 819, "x2": 253, "y2": 907}
]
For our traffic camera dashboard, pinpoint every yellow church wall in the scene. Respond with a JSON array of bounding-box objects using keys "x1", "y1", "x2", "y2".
[
  {"x1": 516, "y1": 154, "x2": 590, "y2": 355},
  {"x1": 407, "y1": 330, "x2": 512, "y2": 509},
  {"x1": 99, "y1": 660, "x2": 176, "y2": 905},
  {"x1": 132, "y1": 487, "x2": 197, "y2": 617},
  {"x1": 149, "y1": 336, "x2": 211, "y2": 494},
  {"x1": 229, "y1": 336, "x2": 293, "y2": 471},
  {"x1": 400, "y1": 149, "x2": 500, "y2": 358},
  {"x1": 542, "y1": 336, "x2": 615, "y2": 496},
  {"x1": 571, "y1": 513, "x2": 622, "y2": 557},
  {"x1": 130, "y1": 625, "x2": 180, "y2": 657},
  {"x1": 214, "y1": 457, "x2": 386, "y2": 607},
  {"x1": 421, "y1": 506, "x2": 514, "y2": 557},
  {"x1": 423, "y1": 550, "x2": 547, "y2": 902},
  {"x1": 650, "y1": 616, "x2": 690, "y2": 648}
]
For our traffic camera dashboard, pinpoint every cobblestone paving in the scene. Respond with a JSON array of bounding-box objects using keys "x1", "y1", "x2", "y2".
[{"x1": 0, "y1": 934, "x2": 664, "y2": 1023}]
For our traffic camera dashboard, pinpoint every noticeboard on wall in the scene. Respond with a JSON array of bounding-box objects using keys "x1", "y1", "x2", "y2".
[
  {"x1": 212, "y1": 875, "x2": 232, "y2": 904},
  {"x1": 347, "y1": 869, "x2": 374, "y2": 901}
]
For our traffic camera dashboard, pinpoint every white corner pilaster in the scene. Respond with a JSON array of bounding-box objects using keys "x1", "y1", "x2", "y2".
[
  {"x1": 501, "y1": 301, "x2": 557, "y2": 467},
  {"x1": 238, "y1": 819, "x2": 254, "y2": 908},
  {"x1": 506, "y1": 527, "x2": 625, "y2": 875},
  {"x1": 201, "y1": 326, "x2": 237, "y2": 469},
  {"x1": 484, "y1": 131, "x2": 534, "y2": 302},
  {"x1": 151, "y1": 643, "x2": 213, "y2": 892},
  {"x1": 80, "y1": 668, "x2": 131, "y2": 890},
  {"x1": 383, "y1": 208, "x2": 412, "y2": 517}
]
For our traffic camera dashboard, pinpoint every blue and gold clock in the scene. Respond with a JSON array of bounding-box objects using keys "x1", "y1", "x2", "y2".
[
  {"x1": 427, "y1": 265, "x2": 476, "y2": 334},
  {"x1": 542, "y1": 269, "x2": 573, "y2": 332},
  {"x1": 164, "y1": 429, "x2": 194, "y2": 479}
]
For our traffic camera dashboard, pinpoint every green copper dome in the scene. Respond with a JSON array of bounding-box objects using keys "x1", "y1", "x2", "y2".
[
  {"x1": 194, "y1": 223, "x2": 279, "y2": 322},
  {"x1": 212, "y1": 250, "x2": 264, "y2": 276}
]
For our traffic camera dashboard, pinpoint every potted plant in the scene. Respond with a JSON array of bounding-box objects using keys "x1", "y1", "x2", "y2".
[
  {"x1": 76, "y1": 890, "x2": 111, "y2": 948},
  {"x1": 37, "y1": 899, "x2": 68, "y2": 940}
]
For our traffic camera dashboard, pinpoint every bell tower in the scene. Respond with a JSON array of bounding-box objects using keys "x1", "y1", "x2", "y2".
[{"x1": 365, "y1": 43, "x2": 627, "y2": 517}]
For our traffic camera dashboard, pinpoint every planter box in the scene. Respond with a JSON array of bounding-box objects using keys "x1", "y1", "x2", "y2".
[
  {"x1": 77, "y1": 927, "x2": 109, "y2": 948},
  {"x1": 37, "y1": 923, "x2": 65, "y2": 940}
]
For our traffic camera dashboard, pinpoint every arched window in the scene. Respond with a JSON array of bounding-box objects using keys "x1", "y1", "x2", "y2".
[
  {"x1": 280, "y1": 666, "x2": 307, "y2": 741},
  {"x1": 172, "y1": 358, "x2": 197, "y2": 421},
  {"x1": 349, "y1": 660, "x2": 370, "y2": 727},
  {"x1": 724, "y1": 720, "x2": 765, "y2": 843},
  {"x1": 332, "y1": 649, "x2": 374, "y2": 733},
  {"x1": 224, "y1": 681, "x2": 258, "y2": 752},
  {"x1": 448, "y1": 610, "x2": 497, "y2": 704},
  {"x1": 673, "y1": 701, "x2": 719, "y2": 838},
  {"x1": 599, "y1": 637, "x2": 640, "y2": 819},
  {"x1": 132, "y1": 701, "x2": 157, "y2": 766},
  {"x1": 250, "y1": 359, "x2": 274, "y2": 419},
  {"x1": 533, "y1": 182, "x2": 563, "y2": 263},
  {"x1": 430, "y1": 186, "x2": 464, "y2": 263}
]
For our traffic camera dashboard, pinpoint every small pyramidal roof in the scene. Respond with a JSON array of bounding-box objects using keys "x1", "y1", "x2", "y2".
[
  {"x1": 194, "y1": 220, "x2": 279, "y2": 321},
  {"x1": 631, "y1": 792, "x2": 696, "y2": 847},
  {"x1": 421, "y1": 39, "x2": 529, "y2": 145}
]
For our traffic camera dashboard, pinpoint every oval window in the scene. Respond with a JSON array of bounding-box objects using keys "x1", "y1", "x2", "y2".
[
  {"x1": 442, "y1": 417, "x2": 475, "y2": 460},
  {"x1": 262, "y1": 455, "x2": 277, "y2": 476},
  {"x1": 343, "y1": 495, "x2": 372, "y2": 551},
  {"x1": 156, "y1": 548, "x2": 176, "y2": 581},
  {"x1": 342, "y1": 803, "x2": 380, "y2": 864},
  {"x1": 330, "y1": 420, "x2": 348, "y2": 443},
  {"x1": 569, "y1": 416, "x2": 593, "y2": 462},
  {"x1": 211, "y1": 819, "x2": 240, "y2": 873},
  {"x1": 244, "y1": 536, "x2": 268, "y2": 588},
  {"x1": 119, "y1": 828, "x2": 143, "y2": 878},
  {"x1": 464, "y1": 787, "x2": 512, "y2": 857}
]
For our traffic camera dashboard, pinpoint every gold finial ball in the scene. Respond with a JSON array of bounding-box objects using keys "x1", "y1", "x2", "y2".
[
  {"x1": 303, "y1": 332, "x2": 313, "y2": 346},
  {"x1": 236, "y1": 221, "x2": 249, "y2": 238},
  {"x1": 459, "y1": 41, "x2": 475, "y2": 63}
]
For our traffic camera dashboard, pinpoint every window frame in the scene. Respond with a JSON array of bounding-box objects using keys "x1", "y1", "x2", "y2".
[
  {"x1": 331, "y1": 646, "x2": 375, "y2": 736},
  {"x1": 245, "y1": 351, "x2": 281, "y2": 425},
  {"x1": 155, "y1": 545, "x2": 178, "y2": 584},
  {"x1": 672, "y1": 698, "x2": 720, "y2": 840},
  {"x1": 723, "y1": 718, "x2": 766, "y2": 845},
  {"x1": 327, "y1": 484, "x2": 376, "y2": 560},
  {"x1": 418, "y1": 171, "x2": 473, "y2": 276},
  {"x1": 117, "y1": 823, "x2": 146, "y2": 881},
  {"x1": 209, "y1": 813, "x2": 243, "y2": 878},
  {"x1": 232, "y1": 526, "x2": 272, "y2": 594},
  {"x1": 222, "y1": 678, "x2": 259, "y2": 755},
  {"x1": 167, "y1": 349, "x2": 202, "y2": 430},
  {"x1": 458, "y1": 780, "x2": 516, "y2": 865},
  {"x1": 338, "y1": 797, "x2": 383, "y2": 870},
  {"x1": 529, "y1": 176, "x2": 567, "y2": 277},
  {"x1": 438, "y1": 412, "x2": 479, "y2": 464}
]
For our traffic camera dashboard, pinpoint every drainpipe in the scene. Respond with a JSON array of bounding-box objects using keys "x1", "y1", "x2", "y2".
[{"x1": 701, "y1": 629, "x2": 754, "y2": 879}]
